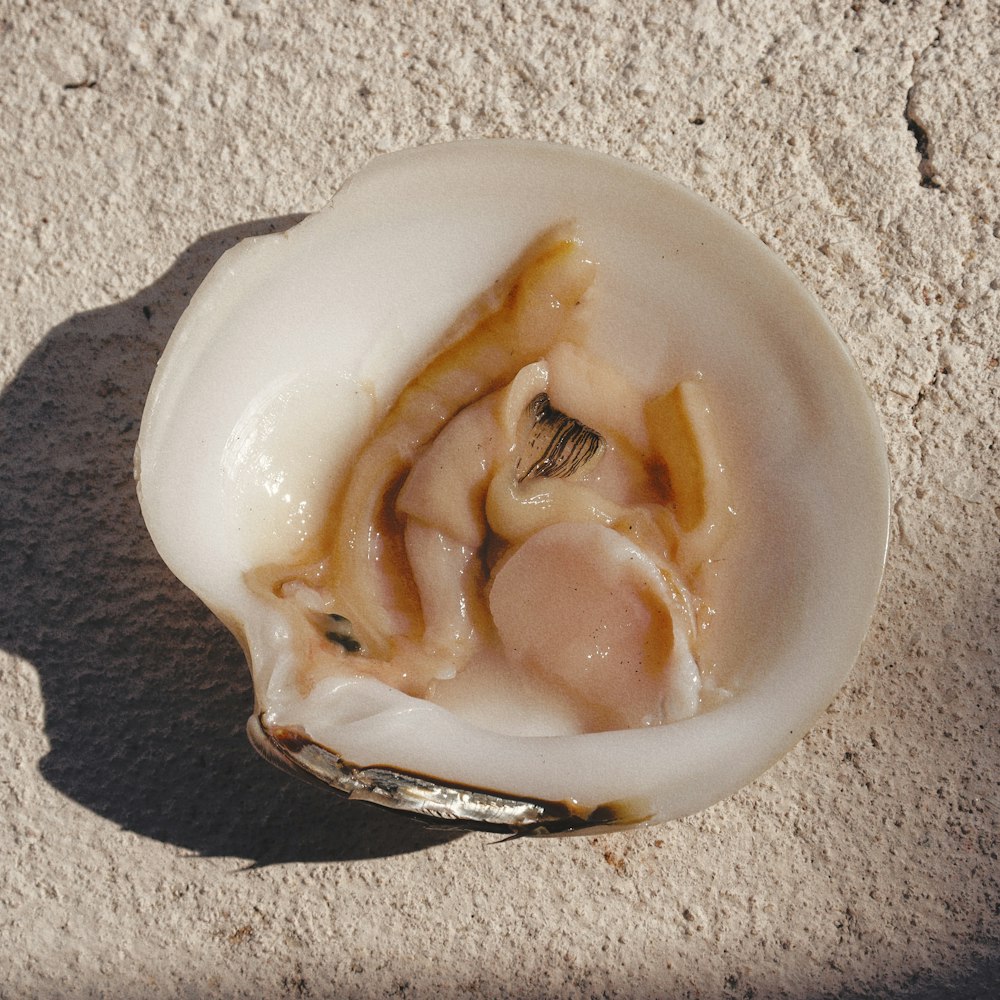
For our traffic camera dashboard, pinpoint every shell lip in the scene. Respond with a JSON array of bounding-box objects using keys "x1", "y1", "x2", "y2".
[{"x1": 247, "y1": 713, "x2": 651, "y2": 836}]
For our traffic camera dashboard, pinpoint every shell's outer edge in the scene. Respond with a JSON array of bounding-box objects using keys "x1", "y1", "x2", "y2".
[{"x1": 246, "y1": 713, "x2": 651, "y2": 837}]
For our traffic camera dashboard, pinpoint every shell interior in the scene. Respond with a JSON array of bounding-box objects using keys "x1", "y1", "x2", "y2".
[{"x1": 136, "y1": 140, "x2": 890, "y2": 831}]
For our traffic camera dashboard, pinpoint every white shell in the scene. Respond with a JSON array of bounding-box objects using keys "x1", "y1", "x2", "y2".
[{"x1": 136, "y1": 140, "x2": 889, "y2": 833}]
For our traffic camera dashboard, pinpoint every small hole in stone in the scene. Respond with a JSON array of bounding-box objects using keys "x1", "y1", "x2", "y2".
[{"x1": 689, "y1": 116, "x2": 705, "y2": 126}]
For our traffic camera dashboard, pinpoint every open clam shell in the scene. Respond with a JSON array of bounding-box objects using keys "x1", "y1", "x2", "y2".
[{"x1": 136, "y1": 140, "x2": 889, "y2": 834}]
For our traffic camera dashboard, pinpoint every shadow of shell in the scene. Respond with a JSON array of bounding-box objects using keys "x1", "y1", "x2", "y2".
[{"x1": 0, "y1": 216, "x2": 462, "y2": 864}]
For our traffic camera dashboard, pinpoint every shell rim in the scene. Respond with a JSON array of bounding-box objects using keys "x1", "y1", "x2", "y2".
[{"x1": 247, "y1": 713, "x2": 650, "y2": 836}]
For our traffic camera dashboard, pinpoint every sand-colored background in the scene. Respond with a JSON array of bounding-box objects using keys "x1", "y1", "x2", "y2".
[{"x1": 2, "y1": 1, "x2": 997, "y2": 997}]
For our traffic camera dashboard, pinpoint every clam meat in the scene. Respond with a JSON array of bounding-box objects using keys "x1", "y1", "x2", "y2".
[{"x1": 251, "y1": 226, "x2": 732, "y2": 741}]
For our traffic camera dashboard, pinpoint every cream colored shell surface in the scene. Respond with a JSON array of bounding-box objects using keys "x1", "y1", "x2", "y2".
[{"x1": 136, "y1": 140, "x2": 889, "y2": 828}]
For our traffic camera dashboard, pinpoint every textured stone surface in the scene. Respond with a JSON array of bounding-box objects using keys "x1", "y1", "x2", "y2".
[{"x1": 1, "y1": 1, "x2": 997, "y2": 997}]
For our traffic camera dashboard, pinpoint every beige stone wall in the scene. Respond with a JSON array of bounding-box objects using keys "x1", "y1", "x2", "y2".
[{"x1": 1, "y1": 1, "x2": 996, "y2": 996}]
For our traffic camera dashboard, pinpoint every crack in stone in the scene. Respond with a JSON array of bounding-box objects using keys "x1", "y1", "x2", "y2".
[
  {"x1": 904, "y1": 86, "x2": 942, "y2": 190},
  {"x1": 903, "y1": 6, "x2": 950, "y2": 191}
]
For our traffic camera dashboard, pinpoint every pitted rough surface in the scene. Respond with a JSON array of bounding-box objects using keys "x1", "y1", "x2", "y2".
[{"x1": 1, "y1": 2, "x2": 997, "y2": 998}]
